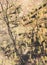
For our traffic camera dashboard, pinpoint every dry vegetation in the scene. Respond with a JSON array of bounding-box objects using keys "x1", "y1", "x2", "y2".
[{"x1": 0, "y1": 0, "x2": 47, "y2": 65}]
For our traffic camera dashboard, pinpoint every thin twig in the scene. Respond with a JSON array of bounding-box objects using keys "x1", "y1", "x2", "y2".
[{"x1": 0, "y1": 1, "x2": 19, "y2": 56}]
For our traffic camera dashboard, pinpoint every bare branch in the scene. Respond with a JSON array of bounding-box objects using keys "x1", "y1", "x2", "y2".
[{"x1": 0, "y1": 1, "x2": 19, "y2": 56}]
